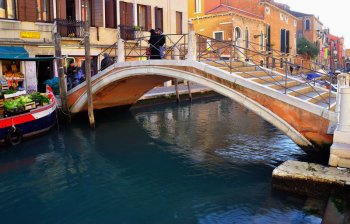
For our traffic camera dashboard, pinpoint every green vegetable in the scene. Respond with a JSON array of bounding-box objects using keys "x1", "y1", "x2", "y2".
[
  {"x1": 4, "y1": 99, "x2": 25, "y2": 113},
  {"x1": 30, "y1": 92, "x2": 50, "y2": 105}
]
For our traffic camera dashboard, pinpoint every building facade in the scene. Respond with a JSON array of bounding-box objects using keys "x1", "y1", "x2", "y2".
[
  {"x1": 327, "y1": 34, "x2": 345, "y2": 69},
  {"x1": 189, "y1": 0, "x2": 298, "y2": 65},
  {"x1": 0, "y1": 0, "x2": 188, "y2": 92}
]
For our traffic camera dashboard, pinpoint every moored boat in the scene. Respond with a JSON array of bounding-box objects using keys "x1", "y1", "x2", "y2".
[{"x1": 0, "y1": 87, "x2": 57, "y2": 146}]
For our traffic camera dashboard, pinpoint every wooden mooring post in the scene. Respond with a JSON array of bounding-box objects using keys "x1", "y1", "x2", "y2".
[
  {"x1": 187, "y1": 81, "x2": 192, "y2": 102},
  {"x1": 53, "y1": 30, "x2": 70, "y2": 119},
  {"x1": 84, "y1": 0, "x2": 95, "y2": 128},
  {"x1": 174, "y1": 79, "x2": 180, "y2": 104}
]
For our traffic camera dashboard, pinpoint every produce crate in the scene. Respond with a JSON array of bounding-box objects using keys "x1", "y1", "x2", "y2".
[
  {"x1": 24, "y1": 102, "x2": 36, "y2": 111},
  {"x1": 0, "y1": 99, "x2": 4, "y2": 116}
]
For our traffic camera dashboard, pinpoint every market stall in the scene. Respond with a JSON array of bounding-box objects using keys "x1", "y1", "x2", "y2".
[{"x1": 0, "y1": 46, "x2": 57, "y2": 146}]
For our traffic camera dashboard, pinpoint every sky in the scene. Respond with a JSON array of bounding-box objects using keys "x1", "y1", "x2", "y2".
[{"x1": 276, "y1": 0, "x2": 349, "y2": 48}]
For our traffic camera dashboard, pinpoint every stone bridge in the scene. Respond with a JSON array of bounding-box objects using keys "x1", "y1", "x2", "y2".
[{"x1": 66, "y1": 31, "x2": 350, "y2": 167}]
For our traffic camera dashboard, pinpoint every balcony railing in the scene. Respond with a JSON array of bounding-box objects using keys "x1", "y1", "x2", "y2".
[
  {"x1": 55, "y1": 19, "x2": 85, "y2": 38},
  {"x1": 119, "y1": 25, "x2": 143, "y2": 40}
]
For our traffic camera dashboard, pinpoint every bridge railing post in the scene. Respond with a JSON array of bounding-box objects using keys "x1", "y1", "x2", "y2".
[
  {"x1": 117, "y1": 28, "x2": 125, "y2": 63},
  {"x1": 173, "y1": 45, "x2": 180, "y2": 60},
  {"x1": 186, "y1": 22, "x2": 197, "y2": 61},
  {"x1": 329, "y1": 73, "x2": 350, "y2": 168}
]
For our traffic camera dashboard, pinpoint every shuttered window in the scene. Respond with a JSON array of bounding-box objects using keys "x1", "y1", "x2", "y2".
[
  {"x1": 137, "y1": 4, "x2": 151, "y2": 31},
  {"x1": 280, "y1": 29, "x2": 290, "y2": 54},
  {"x1": 286, "y1": 30, "x2": 290, "y2": 54},
  {"x1": 176, "y1": 11, "x2": 182, "y2": 34},
  {"x1": 105, "y1": 0, "x2": 117, "y2": 28},
  {"x1": 154, "y1": 7, "x2": 163, "y2": 31},
  {"x1": 120, "y1": 1, "x2": 134, "y2": 27},
  {"x1": 266, "y1": 25, "x2": 271, "y2": 51},
  {"x1": 0, "y1": 0, "x2": 16, "y2": 19},
  {"x1": 36, "y1": 0, "x2": 52, "y2": 22},
  {"x1": 280, "y1": 29, "x2": 286, "y2": 53},
  {"x1": 17, "y1": 0, "x2": 37, "y2": 22}
]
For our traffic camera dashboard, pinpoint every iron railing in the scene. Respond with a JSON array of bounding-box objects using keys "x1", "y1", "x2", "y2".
[
  {"x1": 196, "y1": 34, "x2": 336, "y2": 109},
  {"x1": 55, "y1": 19, "x2": 85, "y2": 38}
]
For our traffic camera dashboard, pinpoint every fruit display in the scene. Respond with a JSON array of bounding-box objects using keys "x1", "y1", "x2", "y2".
[
  {"x1": 4, "y1": 71, "x2": 24, "y2": 79},
  {"x1": 0, "y1": 90, "x2": 50, "y2": 116}
]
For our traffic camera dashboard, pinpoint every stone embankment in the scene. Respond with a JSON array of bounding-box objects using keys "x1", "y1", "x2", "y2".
[{"x1": 272, "y1": 160, "x2": 350, "y2": 197}]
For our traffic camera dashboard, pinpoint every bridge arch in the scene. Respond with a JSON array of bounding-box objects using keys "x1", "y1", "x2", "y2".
[{"x1": 69, "y1": 60, "x2": 313, "y2": 149}]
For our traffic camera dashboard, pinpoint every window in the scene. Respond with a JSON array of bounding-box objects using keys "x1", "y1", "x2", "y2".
[
  {"x1": 105, "y1": 0, "x2": 117, "y2": 28},
  {"x1": 176, "y1": 11, "x2": 182, "y2": 34},
  {"x1": 234, "y1": 27, "x2": 241, "y2": 41},
  {"x1": 265, "y1": 7, "x2": 270, "y2": 15},
  {"x1": 155, "y1": 7, "x2": 163, "y2": 31},
  {"x1": 195, "y1": 0, "x2": 201, "y2": 13},
  {"x1": 0, "y1": 0, "x2": 16, "y2": 19},
  {"x1": 37, "y1": 0, "x2": 52, "y2": 22},
  {"x1": 259, "y1": 32, "x2": 264, "y2": 51},
  {"x1": 214, "y1": 31, "x2": 223, "y2": 41},
  {"x1": 266, "y1": 25, "x2": 271, "y2": 51},
  {"x1": 280, "y1": 29, "x2": 290, "y2": 53},
  {"x1": 305, "y1": 19, "x2": 310, "y2": 30},
  {"x1": 120, "y1": 1, "x2": 134, "y2": 26},
  {"x1": 137, "y1": 4, "x2": 151, "y2": 30},
  {"x1": 245, "y1": 28, "x2": 249, "y2": 48}
]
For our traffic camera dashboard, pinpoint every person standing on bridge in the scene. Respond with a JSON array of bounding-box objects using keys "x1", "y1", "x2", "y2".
[
  {"x1": 148, "y1": 29, "x2": 164, "y2": 59},
  {"x1": 101, "y1": 53, "x2": 114, "y2": 71}
]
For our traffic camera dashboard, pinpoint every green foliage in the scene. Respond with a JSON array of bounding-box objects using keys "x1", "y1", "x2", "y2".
[
  {"x1": 4, "y1": 99, "x2": 25, "y2": 113},
  {"x1": 297, "y1": 37, "x2": 320, "y2": 59},
  {"x1": 30, "y1": 93, "x2": 50, "y2": 105}
]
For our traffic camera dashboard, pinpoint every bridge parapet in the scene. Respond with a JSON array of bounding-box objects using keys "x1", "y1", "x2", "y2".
[{"x1": 329, "y1": 73, "x2": 350, "y2": 168}]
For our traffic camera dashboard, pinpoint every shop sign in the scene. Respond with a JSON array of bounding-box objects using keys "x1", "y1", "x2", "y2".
[{"x1": 20, "y1": 31, "x2": 41, "y2": 39}]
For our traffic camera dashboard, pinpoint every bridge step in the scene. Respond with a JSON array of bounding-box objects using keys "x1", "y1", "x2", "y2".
[
  {"x1": 268, "y1": 80, "x2": 301, "y2": 90},
  {"x1": 308, "y1": 92, "x2": 331, "y2": 104},
  {"x1": 251, "y1": 75, "x2": 285, "y2": 84},
  {"x1": 288, "y1": 86, "x2": 314, "y2": 97},
  {"x1": 236, "y1": 71, "x2": 269, "y2": 78},
  {"x1": 204, "y1": 60, "x2": 244, "y2": 67}
]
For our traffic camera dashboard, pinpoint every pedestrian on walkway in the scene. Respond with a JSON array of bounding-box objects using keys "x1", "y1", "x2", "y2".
[
  {"x1": 148, "y1": 29, "x2": 163, "y2": 59},
  {"x1": 155, "y1": 28, "x2": 166, "y2": 58},
  {"x1": 101, "y1": 53, "x2": 114, "y2": 71}
]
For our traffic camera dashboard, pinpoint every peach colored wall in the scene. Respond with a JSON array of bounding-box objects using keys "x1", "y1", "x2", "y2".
[{"x1": 263, "y1": 3, "x2": 298, "y2": 56}]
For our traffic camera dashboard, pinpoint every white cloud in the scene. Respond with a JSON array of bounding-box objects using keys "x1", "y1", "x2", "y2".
[{"x1": 276, "y1": 0, "x2": 349, "y2": 48}]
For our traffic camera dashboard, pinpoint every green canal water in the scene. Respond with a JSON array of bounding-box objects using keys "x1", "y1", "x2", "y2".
[{"x1": 0, "y1": 96, "x2": 330, "y2": 223}]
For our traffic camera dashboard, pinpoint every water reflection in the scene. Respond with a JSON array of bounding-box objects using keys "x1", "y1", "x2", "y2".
[{"x1": 0, "y1": 96, "x2": 327, "y2": 224}]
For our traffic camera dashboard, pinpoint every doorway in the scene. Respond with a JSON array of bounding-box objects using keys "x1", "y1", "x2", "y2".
[{"x1": 66, "y1": 0, "x2": 76, "y2": 20}]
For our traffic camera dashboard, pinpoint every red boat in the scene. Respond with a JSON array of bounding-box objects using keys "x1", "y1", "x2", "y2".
[{"x1": 0, "y1": 87, "x2": 57, "y2": 146}]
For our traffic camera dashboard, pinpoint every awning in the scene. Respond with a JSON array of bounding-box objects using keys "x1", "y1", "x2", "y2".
[
  {"x1": 0, "y1": 46, "x2": 55, "y2": 61},
  {"x1": 0, "y1": 46, "x2": 29, "y2": 60}
]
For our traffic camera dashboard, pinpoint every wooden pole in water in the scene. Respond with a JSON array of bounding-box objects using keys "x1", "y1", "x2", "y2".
[
  {"x1": 84, "y1": 0, "x2": 95, "y2": 128},
  {"x1": 54, "y1": 29, "x2": 70, "y2": 118},
  {"x1": 174, "y1": 79, "x2": 180, "y2": 104},
  {"x1": 187, "y1": 81, "x2": 192, "y2": 102}
]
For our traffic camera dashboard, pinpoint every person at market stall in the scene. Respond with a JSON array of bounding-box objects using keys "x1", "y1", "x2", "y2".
[
  {"x1": 101, "y1": 53, "x2": 114, "y2": 71},
  {"x1": 67, "y1": 62, "x2": 78, "y2": 90}
]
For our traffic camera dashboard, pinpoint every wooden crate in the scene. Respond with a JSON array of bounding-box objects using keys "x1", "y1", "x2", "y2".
[
  {"x1": 24, "y1": 102, "x2": 36, "y2": 111},
  {"x1": 0, "y1": 99, "x2": 4, "y2": 116}
]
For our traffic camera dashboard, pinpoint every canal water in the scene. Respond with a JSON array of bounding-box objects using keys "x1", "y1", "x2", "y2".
[{"x1": 0, "y1": 96, "x2": 324, "y2": 223}]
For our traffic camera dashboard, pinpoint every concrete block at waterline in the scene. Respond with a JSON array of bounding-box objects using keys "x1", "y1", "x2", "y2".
[
  {"x1": 272, "y1": 160, "x2": 350, "y2": 197},
  {"x1": 333, "y1": 130, "x2": 350, "y2": 145},
  {"x1": 329, "y1": 143, "x2": 350, "y2": 168}
]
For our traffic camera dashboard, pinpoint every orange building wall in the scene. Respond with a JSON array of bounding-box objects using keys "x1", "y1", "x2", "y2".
[
  {"x1": 191, "y1": 13, "x2": 265, "y2": 44},
  {"x1": 263, "y1": 3, "x2": 298, "y2": 56}
]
